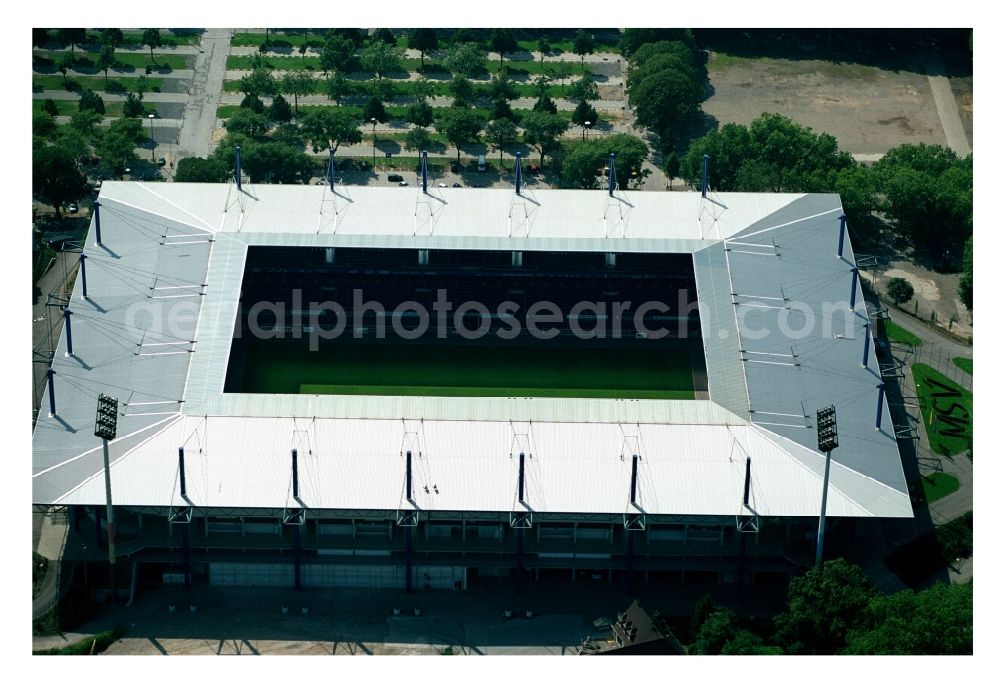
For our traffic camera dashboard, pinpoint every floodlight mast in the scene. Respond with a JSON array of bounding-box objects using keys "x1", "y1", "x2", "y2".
[
  {"x1": 94, "y1": 393, "x2": 119, "y2": 601},
  {"x1": 815, "y1": 405, "x2": 839, "y2": 568}
]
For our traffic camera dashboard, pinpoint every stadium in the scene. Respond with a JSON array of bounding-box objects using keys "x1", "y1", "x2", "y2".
[{"x1": 32, "y1": 161, "x2": 911, "y2": 595}]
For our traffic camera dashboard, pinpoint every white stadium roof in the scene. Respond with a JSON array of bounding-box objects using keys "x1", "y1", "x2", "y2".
[{"x1": 32, "y1": 181, "x2": 911, "y2": 519}]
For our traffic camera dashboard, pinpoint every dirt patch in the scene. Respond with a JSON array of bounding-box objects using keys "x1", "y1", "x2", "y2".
[
  {"x1": 866, "y1": 261, "x2": 971, "y2": 338},
  {"x1": 948, "y1": 76, "x2": 973, "y2": 149},
  {"x1": 882, "y1": 268, "x2": 940, "y2": 301},
  {"x1": 702, "y1": 53, "x2": 948, "y2": 154}
]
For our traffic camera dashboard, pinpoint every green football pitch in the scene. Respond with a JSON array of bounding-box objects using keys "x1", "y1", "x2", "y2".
[{"x1": 234, "y1": 340, "x2": 696, "y2": 399}]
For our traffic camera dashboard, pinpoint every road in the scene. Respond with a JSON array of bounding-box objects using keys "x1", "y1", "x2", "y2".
[
  {"x1": 924, "y1": 54, "x2": 972, "y2": 157},
  {"x1": 177, "y1": 29, "x2": 233, "y2": 158}
]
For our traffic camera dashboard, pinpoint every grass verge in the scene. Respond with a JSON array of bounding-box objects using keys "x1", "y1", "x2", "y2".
[
  {"x1": 884, "y1": 319, "x2": 922, "y2": 347},
  {"x1": 920, "y1": 472, "x2": 960, "y2": 503},
  {"x1": 33, "y1": 627, "x2": 124, "y2": 655},
  {"x1": 953, "y1": 357, "x2": 972, "y2": 375},
  {"x1": 912, "y1": 363, "x2": 972, "y2": 456}
]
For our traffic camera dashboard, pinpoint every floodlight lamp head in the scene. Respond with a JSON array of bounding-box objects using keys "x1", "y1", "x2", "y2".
[
  {"x1": 94, "y1": 393, "x2": 119, "y2": 440},
  {"x1": 816, "y1": 405, "x2": 839, "y2": 453}
]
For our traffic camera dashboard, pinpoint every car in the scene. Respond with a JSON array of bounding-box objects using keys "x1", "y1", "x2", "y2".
[
  {"x1": 438, "y1": 182, "x2": 448, "y2": 188},
  {"x1": 452, "y1": 182, "x2": 462, "y2": 188},
  {"x1": 67, "y1": 203, "x2": 78, "y2": 214},
  {"x1": 398, "y1": 180, "x2": 408, "y2": 186},
  {"x1": 477, "y1": 155, "x2": 486, "y2": 172},
  {"x1": 157, "y1": 158, "x2": 167, "y2": 167},
  {"x1": 387, "y1": 174, "x2": 404, "y2": 183}
]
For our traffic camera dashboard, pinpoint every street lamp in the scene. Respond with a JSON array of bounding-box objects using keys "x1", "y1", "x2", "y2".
[
  {"x1": 370, "y1": 117, "x2": 377, "y2": 170},
  {"x1": 147, "y1": 113, "x2": 156, "y2": 162},
  {"x1": 815, "y1": 405, "x2": 839, "y2": 568},
  {"x1": 583, "y1": 120, "x2": 591, "y2": 142},
  {"x1": 94, "y1": 393, "x2": 119, "y2": 602}
]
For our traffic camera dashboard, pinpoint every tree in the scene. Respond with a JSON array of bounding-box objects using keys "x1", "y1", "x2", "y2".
[
  {"x1": 664, "y1": 151, "x2": 680, "y2": 186},
  {"x1": 485, "y1": 118, "x2": 518, "y2": 167},
  {"x1": 325, "y1": 72, "x2": 355, "y2": 104},
  {"x1": 362, "y1": 97, "x2": 389, "y2": 124},
  {"x1": 449, "y1": 75, "x2": 475, "y2": 108},
  {"x1": 690, "y1": 609, "x2": 740, "y2": 655},
  {"x1": 56, "y1": 28, "x2": 86, "y2": 54},
  {"x1": 490, "y1": 28, "x2": 519, "y2": 64},
  {"x1": 100, "y1": 28, "x2": 124, "y2": 48},
  {"x1": 225, "y1": 109, "x2": 270, "y2": 139},
  {"x1": 142, "y1": 28, "x2": 162, "y2": 66},
  {"x1": 281, "y1": 71, "x2": 316, "y2": 114},
  {"x1": 567, "y1": 72, "x2": 599, "y2": 105},
  {"x1": 240, "y1": 93, "x2": 265, "y2": 114},
  {"x1": 886, "y1": 278, "x2": 915, "y2": 306},
  {"x1": 843, "y1": 583, "x2": 972, "y2": 655},
  {"x1": 630, "y1": 40, "x2": 698, "y2": 71},
  {"x1": 239, "y1": 141, "x2": 315, "y2": 184},
  {"x1": 532, "y1": 91, "x2": 557, "y2": 115},
  {"x1": 33, "y1": 111, "x2": 57, "y2": 138},
  {"x1": 56, "y1": 52, "x2": 75, "y2": 85},
  {"x1": 32, "y1": 145, "x2": 88, "y2": 218},
  {"x1": 406, "y1": 100, "x2": 435, "y2": 128},
  {"x1": 626, "y1": 52, "x2": 698, "y2": 93},
  {"x1": 78, "y1": 90, "x2": 105, "y2": 115},
  {"x1": 958, "y1": 237, "x2": 972, "y2": 310},
  {"x1": 628, "y1": 67, "x2": 701, "y2": 149},
  {"x1": 489, "y1": 68, "x2": 518, "y2": 103},
  {"x1": 70, "y1": 109, "x2": 101, "y2": 137},
  {"x1": 33, "y1": 28, "x2": 51, "y2": 47},
  {"x1": 573, "y1": 30, "x2": 595, "y2": 64},
  {"x1": 320, "y1": 34, "x2": 356, "y2": 75},
  {"x1": 409, "y1": 28, "x2": 439, "y2": 68},
  {"x1": 451, "y1": 28, "x2": 479, "y2": 46},
  {"x1": 436, "y1": 106, "x2": 484, "y2": 162},
  {"x1": 571, "y1": 100, "x2": 598, "y2": 129},
  {"x1": 490, "y1": 98, "x2": 516, "y2": 122},
  {"x1": 268, "y1": 94, "x2": 293, "y2": 124},
  {"x1": 329, "y1": 28, "x2": 365, "y2": 48},
  {"x1": 298, "y1": 106, "x2": 363, "y2": 152},
  {"x1": 96, "y1": 129, "x2": 136, "y2": 177},
  {"x1": 360, "y1": 41, "x2": 403, "y2": 78},
  {"x1": 403, "y1": 126, "x2": 432, "y2": 153},
  {"x1": 106, "y1": 118, "x2": 148, "y2": 144},
  {"x1": 96, "y1": 44, "x2": 116, "y2": 84},
  {"x1": 618, "y1": 28, "x2": 695, "y2": 58},
  {"x1": 371, "y1": 28, "x2": 396, "y2": 46},
  {"x1": 238, "y1": 67, "x2": 278, "y2": 97},
  {"x1": 366, "y1": 77, "x2": 397, "y2": 105},
  {"x1": 689, "y1": 595, "x2": 717, "y2": 637},
  {"x1": 520, "y1": 111, "x2": 569, "y2": 169},
  {"x1": 446, "y1": 42, "x2": 486, "y2": 78},
  {"x1": 559, "y1": 133, "x2": 647, "y2": 189},
  {"x1": 55, "y1": 126, "x2": 90, "y2": 165},
  {"x1": 122, "y1": 92, "x2": 144, "y2": 118},
  {"x1": 537, "y1": 36, "x2": 550, "y2": 64},
  {"x1": 174, "y1": 156, "x2": 229, "y2": 183},
  {"x1": 41, "y1": 98, "x2": 60, "y2": 117},
  {"x1": 772, "y1": 559, "x2": 876, "y2": 655},
  {"x1": 410, "y1": 76, "x2": 436, "y2": 103}
]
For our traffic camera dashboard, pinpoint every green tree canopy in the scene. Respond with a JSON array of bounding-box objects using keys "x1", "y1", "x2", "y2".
[
  {"x1": 959, "y1": 237, "x2": 972, "y2": 310},
  {"x1": 97, "y1": 129, "x2": 136, "y2": 177},
  {"x1": 559, "y1": 133, "x2": 647, "y2": 189},
  {"x1": 664, "y1": 151, "x2": 680, "y2": 183},
  {"x1": 567, "y1": 72, "x2": 599, "y2": 105},
  {"x1": 450, "y1": 75, "x2": 475, "y2": 108},
  {"x1": 436, "y1": 106, "x2": 485, "y2": 162},
  {"x1": 280, "y1": 71, "x2": 316, "y2": 113},
  {"x1": 70, "y1": 109, "x2": 101, "y2": 137},
  {"x1": 360, "y1": 41, "x2": 403, "y2": 78},
  {"x1": 532, "y1": 91, "x2": 557, "y2": 115},
  {"x1": 33, "y1": 111, "x2": 57, "y2": 138},
  {"x1": 320, "y1": 34, "x2": 357, "y2": 74},
  {"x1": 56, "y1": 28, "x2": 86, "y2": 53},
  {"x1": 403, "y1": 126, "x2": 432, "y2": 153},
  {"x1": 772, "y1": 559, "x2": 876, "y2": 655},
  {"x1": 409, "y1": 28, "x2": 439, "y2": 67},
  {"x1": 142, "y1": 28, "x2": 162, "y2": 64},
  {"x1": 122, "y1": 92, "x2": 144, "y2": 118},
  {"x1": 573, "y1": 30, "x2": 595, "y2": 63},
  {"x1": 446, "y1": 42, "x2": 487, "y2": 78},
  {"x1": 238, "y1": 67, "x2": 278, "y2": 97},
  {"x1": 298, "y1": 106, "x2": 364, "y2": 152},
  {"x1": 489, "y1": 69, "x2": 518, "y2": 103},
  {"x1": 240, "y1": 93, "x2": 265, "y2": 114},
  {"x1": 490, "y1": 28, "x2": 519, "y2": 63},
  {"x1": 886, "y1": 277, "x2": 915, "y2": 305},
  {"x1": 485, "y1": 117, "x2": 518, "y2": 167},
  {"x1": 225, "y1": 108, "x2": 270, "y2": 139},
  {"x1": 78, "y1": 90, "x2": 106, "y2": 115},
  {"x1": 240, "y1": 141, "x2": 315, "y2": 184},
  {"x1": 41, "y1": 98, "x2": 60, "y2": 117},
  {"x1": 174, "y1": 156, "x2": 229, "y2": 183},
  {"x1": 618, "y1": 28, "x2": 695, "y2": 57},
  {"x1": 55, "y1": 51, "x2": 75, "y2": 84},
  {"x1": 325, "y1": 72, "x2": 355, "y2": 104},
  {"x1": 268, "y1": 94, "x2": 293, "y2": 123},
  {"x1": 33, "y1": 144, "x2": 89, "y2": 217},
  {"x1": 33, "y1": 28, "x2": 51, "y2": 47},
  {"x1": 406, "y1": 100, "x2": 435, "y2": 128},
  {"x1": 96, "y1": 44, "x2": 116, "y2": 84},
  {"x1": 520, "y1": 111, "x2": 569, "y2": 169},
  {"x1": 362, "y1": 97, "x2": 389, "y2": 124},
  {"x1": 628, "y1": 67, "x2": 701, "y2": 149},
  {"x1": 571, "y1": 100, "x2": 599, "y2": 129},
  {"x1": 843, "y1": 582, "x2": 972, "y2": 655},
  {"x1": 371, "y1": 28, "x2": 396, "y2": 46},
  {"x1": 100, "y1": 28, "x2": 124, "y2": 48}
]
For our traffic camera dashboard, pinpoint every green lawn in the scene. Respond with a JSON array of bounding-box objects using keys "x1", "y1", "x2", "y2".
[
  {"x1": 953, "y1": 357, "x2": 972, "y2": 375},
  {"x1": 912, "y1": 363, "x2": 972, "y2": 456},
  {"x1": 35, "y1": 50, "x2": 189, "y2": 71},
  {"x1": 33, "y1": 99, "x2": 131, "y2": 117},
  {"x1": 920, "y1": 472, "x2": 960, "y2": 502},
  {"x1": 226, "y1": 54, "x2": 593, "y2": 78},
  {"x1": 235, "y1": 340, "x2": 695, "y2": 399},
  {"x1": 33, "y1": 75, "x2": 164, "y2": 94},
  {"x1": 884, "y1": 319, "x2": 923, "y2": 347}
]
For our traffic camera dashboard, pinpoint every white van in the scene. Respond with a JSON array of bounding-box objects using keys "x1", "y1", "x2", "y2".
[{"x1": 477, "y1": 155, "x2": 486, "y2": 172}]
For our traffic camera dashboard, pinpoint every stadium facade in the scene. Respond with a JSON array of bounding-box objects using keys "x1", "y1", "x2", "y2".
[{"x1": 32, "y1": 177, "x2": 911, "y2": 593}]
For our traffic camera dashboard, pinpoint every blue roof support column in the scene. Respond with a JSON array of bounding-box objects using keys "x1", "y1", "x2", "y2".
[
  {"x1": 875, "y1": 382, "x2": 886, "y2": 430},
  {"x1": 178, "y1": 447, "x2": 187, "y2": 498},
  {"x1": 849, "y1": 267, "x2": 860, "y2": 310},
  {"x1": 514, "y1": 152, "x2": 522, "y2": 195},
  {"x1": 518, "y1": 452, "x2": 525, "y2": 503},
  {"x1": 235, "y1": 145, "x2": 242, "y2": 192},
  {"x1": 862, "y1": 323, "x2": 871, "y2": 368},
  {"x1": 63, "y1": 309, "x2": 73, "y2": 356},
  {"x1": 406, "y1": 450, "x2": 412, "y2": 501},
  {"x1": 291, "y1": 448, "x2": 299, "y2": 499},
  {"x1": 327, "y1": 145, "x2": 335, "y2": 190},
  {"x1": 743, "y1": 457, "x2": 752, "y2": 506},
  {"x1": 837, "y1": 214, "x2": 847, "y2": 258},
  {"x1": 79, "y1": 254, "x2": 88, "y2": 299},
  {"x1": 46, "y1": 368, "x2": 55, "y2": 417},
  {"x1": 421, "y1": 150, "x2": 428, "y2": 194},
  {"x1": 93, "y1": 201, "x2": 102, "y2": 246},
  {"x1": 701, "y1": 154, "x2": 709, "y2": 198},
  {"x1": 608, "y1": 152, "x2": 617, "y2": 197}
]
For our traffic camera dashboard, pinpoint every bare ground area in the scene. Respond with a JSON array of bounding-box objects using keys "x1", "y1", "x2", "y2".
[{"x1": 701, "y1": 54, "x2": 948, "y2": 154}]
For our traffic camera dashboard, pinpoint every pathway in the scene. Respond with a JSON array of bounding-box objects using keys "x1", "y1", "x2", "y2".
[
  {"x1": 177, "y1": 29, "x2": 233, "y2": 158},
  {"x1": 924, "y1": 54, "x2": 971, "y2": 157}
]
